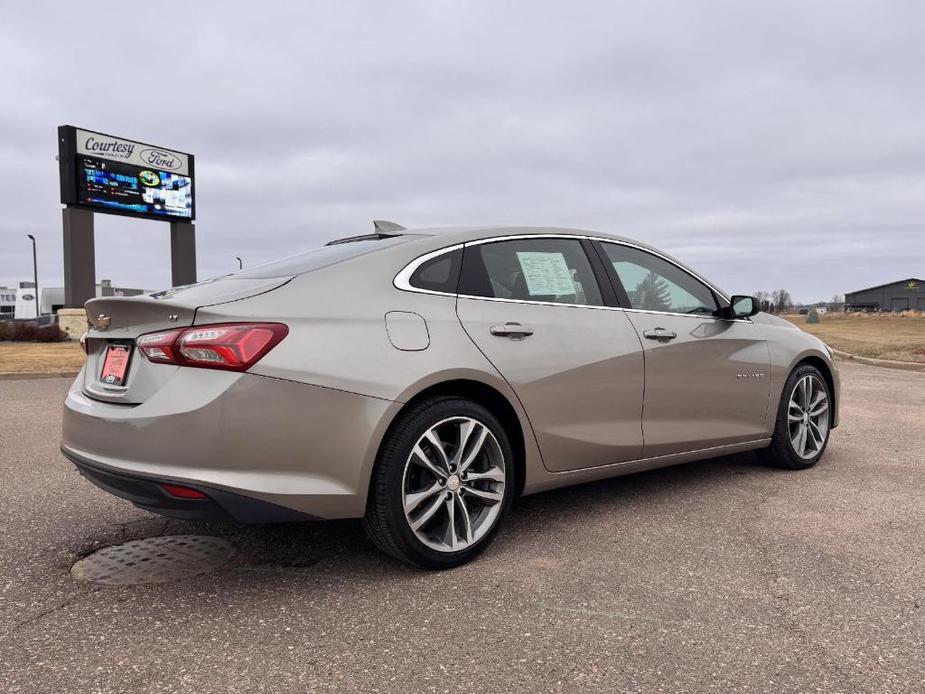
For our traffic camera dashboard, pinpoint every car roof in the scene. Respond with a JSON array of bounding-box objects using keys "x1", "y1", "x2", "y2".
[{"x1": 396, "y1": 225, "x2": 671, "y2": 257}]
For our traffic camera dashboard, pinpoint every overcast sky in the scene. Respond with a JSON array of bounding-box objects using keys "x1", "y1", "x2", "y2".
[{"x1": 2, "y1": 1, "x2": 923, "y2": 302}]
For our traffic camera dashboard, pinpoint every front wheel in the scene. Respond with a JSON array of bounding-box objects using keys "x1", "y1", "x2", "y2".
[
  {"x1": 759, "y1": 364, "x2": 832, "y2": 469},
  {"x1": 363, "y1": 397, "x2": 515, "y2": 569}
]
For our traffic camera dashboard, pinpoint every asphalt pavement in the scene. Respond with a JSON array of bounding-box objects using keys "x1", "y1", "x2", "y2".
[{"x1": 0, "y1": 361, "x2": 922, "y2": 693}]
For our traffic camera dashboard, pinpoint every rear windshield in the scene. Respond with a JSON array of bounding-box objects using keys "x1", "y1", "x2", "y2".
[{"x1": 233, "y1": 235, "x2": 414, "y2": 279}]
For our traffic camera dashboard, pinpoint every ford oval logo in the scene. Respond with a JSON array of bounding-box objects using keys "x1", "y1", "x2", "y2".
[
  {"x1": 21, "y1": 293, "x2": 35, "y2": 301},
  {"x1": 139, "y1": 148, "x2": 181, "y2": 170}
]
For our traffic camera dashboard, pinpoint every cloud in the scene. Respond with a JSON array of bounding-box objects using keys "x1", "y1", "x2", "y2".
[{"x1": 1, "y1": 0, "x2": 923, "y2": 301}]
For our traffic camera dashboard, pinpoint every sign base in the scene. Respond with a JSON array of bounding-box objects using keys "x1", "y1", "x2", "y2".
[{"x1": 57, "y1": 308, "x2": 88, "y2": 339}]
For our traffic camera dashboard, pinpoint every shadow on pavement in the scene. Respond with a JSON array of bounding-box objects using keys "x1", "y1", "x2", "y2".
[
  {"x1": 88, "y1": 453, "x2": 775, "y2": 573},
  {"x1": 70, "y1": 450, "x2": 771, "y2": 584}
]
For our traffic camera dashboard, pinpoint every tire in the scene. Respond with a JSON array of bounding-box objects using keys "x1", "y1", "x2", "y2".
[
  {"x1": 362, "y1": 397, "x2": 515, "y2": 569},
  {"x1": 759, "y1": 364, "x2": 833, "y2": 470}
]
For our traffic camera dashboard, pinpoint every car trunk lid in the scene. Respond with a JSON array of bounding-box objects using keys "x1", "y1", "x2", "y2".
[{"x1": 81, "y1": 275, "x2": 292, "y2": 404}]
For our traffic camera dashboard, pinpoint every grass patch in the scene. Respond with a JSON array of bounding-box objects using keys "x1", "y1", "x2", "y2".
[
  {"x1": 783, "y1": 313, "x2": 925, "y2": 363},
  {"x1": 0, "y1": 342, "x2": 86, "y2": 374}
]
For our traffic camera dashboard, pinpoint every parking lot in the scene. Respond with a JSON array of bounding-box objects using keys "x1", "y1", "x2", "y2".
[{"x1": 0, "y1": 361, "x2": 922, "y2": 693}]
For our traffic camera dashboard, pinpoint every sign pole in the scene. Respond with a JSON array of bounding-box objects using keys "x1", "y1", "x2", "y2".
[
  {"x1": 27, "y1": 234, "x2": 39, "y2": 317},
  {"x1": 62, "y1": 207, "x2": 96, "y2": 308},
  {"x1": 170, "y1": 221, "x2": 197, "y2": 287}
]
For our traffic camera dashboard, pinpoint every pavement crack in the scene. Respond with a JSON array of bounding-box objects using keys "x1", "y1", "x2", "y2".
[{"x1": 2, "y1": 592, "x2": 85, "y2": 638}]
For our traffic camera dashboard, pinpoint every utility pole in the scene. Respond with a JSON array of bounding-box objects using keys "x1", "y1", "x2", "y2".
[{"x1": 26, "y1": 234, "x2": 39, "y2": 318}]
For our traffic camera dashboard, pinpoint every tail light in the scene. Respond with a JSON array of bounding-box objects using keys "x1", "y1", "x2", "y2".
[
  {"x1": 137, "y1": 323, "x2": 288, "y2": 371},
  {"x1": 136, "y1": 329, "x2": 183, "y2": 364}
]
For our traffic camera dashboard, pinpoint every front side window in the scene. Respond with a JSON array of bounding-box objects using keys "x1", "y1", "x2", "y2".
[
  {"x1": 601, "y1": 243, "x2": 718, "y2": 315},
  {"x1": 459, "y1": 238, "x2": 603, "y2": 306}
]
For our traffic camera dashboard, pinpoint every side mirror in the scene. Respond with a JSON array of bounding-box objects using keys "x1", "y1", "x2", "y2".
[{"x1": 729, "y1": 295, "x2": 759, "y2": 319}]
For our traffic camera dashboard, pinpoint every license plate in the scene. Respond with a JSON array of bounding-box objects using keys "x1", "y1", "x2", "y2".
[{"x1": 100, "y1": 344, "x2": 132, "y2": 386}]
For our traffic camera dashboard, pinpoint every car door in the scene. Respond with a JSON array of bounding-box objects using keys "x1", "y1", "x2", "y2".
[
  {"x1": 455, "y1": 236, "x2": 645, "y2": 472},
  {"x1": 596, "y1": 241, "x2": 771, "y2": 458}
]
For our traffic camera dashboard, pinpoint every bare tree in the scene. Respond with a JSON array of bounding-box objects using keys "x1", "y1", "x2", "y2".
[
  {"x1": 753, "y1": 290, "x2": 772, "y2": 313},
  {"x1": 771, "y1": 289, "x2": 792, "y2": 313}
]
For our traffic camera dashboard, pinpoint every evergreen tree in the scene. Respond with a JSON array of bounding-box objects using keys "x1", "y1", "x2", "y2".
[{"x1": 635, "y1": 271, "x2": 672, "y2": 312}]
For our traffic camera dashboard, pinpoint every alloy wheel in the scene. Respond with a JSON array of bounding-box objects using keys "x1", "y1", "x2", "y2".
[
  {"x1": 402, "y1": 416, "x2": 506, "y2": 553},
  {"x1": 787, "y1": 374, "x2": 830, "y2": 459}
]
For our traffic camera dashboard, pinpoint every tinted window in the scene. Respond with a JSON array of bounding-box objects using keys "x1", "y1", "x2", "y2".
[
  {"x1": 460, "y1": 238, "x2": 603, "y2": 306},
  {"x1": 408, "y1": 249, "x2": 462, "y2": 293},
  {"x1": 601, "y1": 244, "x2": 717, "y2": 315}
]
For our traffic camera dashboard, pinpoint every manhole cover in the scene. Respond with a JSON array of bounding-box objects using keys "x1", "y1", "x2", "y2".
[{"x1": 71, "y1": 535, "x2": 235, "y2": 585}]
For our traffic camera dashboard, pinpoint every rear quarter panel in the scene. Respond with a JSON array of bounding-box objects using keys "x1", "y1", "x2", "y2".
[
  {"x1": 194, "y1": 246, "x2": 548, "y2": 497},
  {"x1": 198, "y1": 248, "x2": 496, "y2": 402}
]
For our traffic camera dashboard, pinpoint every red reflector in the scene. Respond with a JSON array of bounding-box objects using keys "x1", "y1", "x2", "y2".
[{"x1": 161, "y1": 483, "x2": 208, "y2": 499}]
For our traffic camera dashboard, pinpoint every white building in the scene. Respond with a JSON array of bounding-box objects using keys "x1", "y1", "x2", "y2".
[{"x1": 0, "y1": 281, "x2": 146, "y2": 320}]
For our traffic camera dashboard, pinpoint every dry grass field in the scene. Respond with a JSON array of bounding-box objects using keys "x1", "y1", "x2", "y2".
[
  {"x1": 784, "y1": 312, "x2": 925, "y2": 363},
  {"x1": 0, "y1": 342, "x2": 86, "y2": 375}
]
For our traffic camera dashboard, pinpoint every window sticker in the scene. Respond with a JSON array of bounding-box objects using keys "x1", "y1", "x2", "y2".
[{"x1": 515, "y1": 252, "x2": 576, "y2": 296}]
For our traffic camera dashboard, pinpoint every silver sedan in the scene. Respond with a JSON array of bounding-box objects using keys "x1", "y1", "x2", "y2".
[{"x1": 62, "y1": 223, "x2": 839, "y2": 568}]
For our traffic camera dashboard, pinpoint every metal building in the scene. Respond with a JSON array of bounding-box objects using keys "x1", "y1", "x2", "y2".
[{"x1": 844, "y1": 278, "x2": 924, "y2": 312}]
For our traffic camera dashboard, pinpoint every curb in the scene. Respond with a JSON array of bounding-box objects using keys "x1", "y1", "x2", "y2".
[
  {"x1": 0, "y1": 371, "x2": 80, "y2": 381},
  {"x1": 831, "y1": 348, "x2": 925, "y2": 372}
]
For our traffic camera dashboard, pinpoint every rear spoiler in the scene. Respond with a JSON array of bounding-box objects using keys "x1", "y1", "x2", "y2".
[{"x1": 326, "y1": 220, "x2": 406, "y2": 246}]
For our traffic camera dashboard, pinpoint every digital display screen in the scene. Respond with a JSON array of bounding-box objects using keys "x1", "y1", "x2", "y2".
[{"x1": 76, "y1": 156, "x2": 193, "y2": 220}]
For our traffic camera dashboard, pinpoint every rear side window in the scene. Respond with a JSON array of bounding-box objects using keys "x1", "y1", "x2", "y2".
[
  {"x1": 408, "y1": 249, "x2": 462, "y2": 293},
  {"x1": 459, "y1": 238, "x2": 603, "y2": 306}
]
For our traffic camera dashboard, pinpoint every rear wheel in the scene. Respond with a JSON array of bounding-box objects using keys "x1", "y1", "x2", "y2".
[
  {"x1": 759, "y1": 364, "x2": 832, "y2": 469},
  {"x1": 363, "y1": 397, "x2": 515, "y2": 569}
]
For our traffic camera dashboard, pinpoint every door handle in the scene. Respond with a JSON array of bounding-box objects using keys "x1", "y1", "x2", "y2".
[
  {"x1": 490, "y1": 322, "x2": 534, "y2": 339},
  {"x1": 643, "y1": 327, "x2": 677, "y2": 341}
]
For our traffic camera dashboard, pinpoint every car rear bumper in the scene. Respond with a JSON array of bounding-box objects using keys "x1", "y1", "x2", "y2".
[
  {"x1": 64, "y1": 449, "x2": 316, "y2": 523},
  {"x1": 61, "y1": 369, "x2": 399, "y2": 520}
]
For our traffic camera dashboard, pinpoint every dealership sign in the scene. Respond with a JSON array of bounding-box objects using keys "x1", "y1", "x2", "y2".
[
  {"x1": 75, "y1": 129, "x2": 190, "y2": 175},
  {"x1": 58, "y1": 125, "x2": 195, "y2": 221}
]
